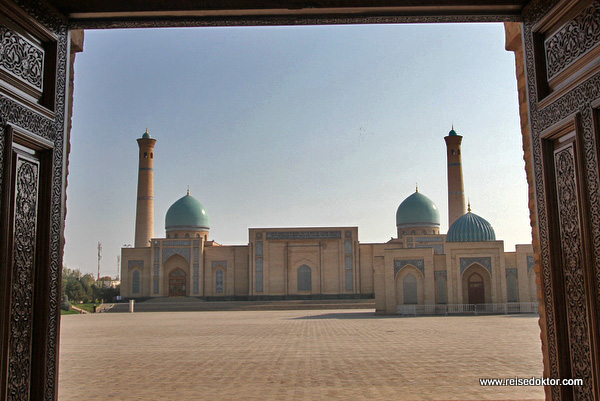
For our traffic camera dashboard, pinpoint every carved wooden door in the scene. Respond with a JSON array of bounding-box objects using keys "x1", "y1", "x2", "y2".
[
  {"x1": 468, "y1": 273, "x2": 485, "y2": 305},
  {"x1": 169, "y1": 269, "x2": 187, "y2": 296},
  {"x1": 0, "y1": 1, "x2": 68, "y2": 400},
  {"x1": 523, "y1": 0, "x2": 600, "y2": 399}
]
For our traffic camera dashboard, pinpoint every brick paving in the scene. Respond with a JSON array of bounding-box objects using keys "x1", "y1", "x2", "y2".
[{"x1": 58, "y1": 310, "x2": 544, "y2": 401}]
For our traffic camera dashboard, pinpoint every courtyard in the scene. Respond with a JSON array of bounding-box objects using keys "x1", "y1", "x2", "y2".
[{"x1": 58, "y1": 309, "x2": 544, "y2": 401}]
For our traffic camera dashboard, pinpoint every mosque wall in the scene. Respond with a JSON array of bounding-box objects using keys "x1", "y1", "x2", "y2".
[
  {"x1": 358, "y1": 244, "x2": 374, "y2": 294},
  {"x1": 119, "y1": 223, "x2": 535, "y2": 309},
  {"x1": 373, "y1": 256, "x2": 386, "y2": 314},
  {"x1": 445, "y1": 241, "x2": 506, "y2": 304},
  {"x1": 232, "y1": 246, "x2": 250, "y2": 296},
  {"x1": 121, "y1": 247, "x2": 151, "y2": 298},
  {"x1": 119, "y1": 131, "x2": 534, "y2": 309},
  {"x1": 383, "y1": 247, "x2": 436, "y2": 314},
  {"x1": 243, "y1": 227, "x2": 365, "y2": 297},
  {"x1": 372, "y1": 237, "x2": 535, "y2": 314},
  {"x1": 515, "y1": 244, "x2": 534, "y2": 302},
  {"x1": 320, "y1": 242, "x2": 341, "y2": 294},
  {"x1": 204, "y1": 245, "x2": 238, "y2": 297}
]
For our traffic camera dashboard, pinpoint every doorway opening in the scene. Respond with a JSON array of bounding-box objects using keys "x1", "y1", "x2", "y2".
[{"x1": 59, "y1": 22, "x2": 538, "y2": 401}]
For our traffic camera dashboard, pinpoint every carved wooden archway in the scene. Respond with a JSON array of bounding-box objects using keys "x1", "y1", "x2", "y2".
[{"x1": 1, "y1": 0, "x2": 599, "y2": 400}]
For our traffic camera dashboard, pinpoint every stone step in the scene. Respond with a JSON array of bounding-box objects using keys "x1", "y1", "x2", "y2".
[{"x1": 106, "y1": 299, "x2": 375, "y2": 313}]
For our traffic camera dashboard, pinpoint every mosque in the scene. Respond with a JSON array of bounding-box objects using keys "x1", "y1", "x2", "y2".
[{"x1": 120, "y1": 128, "x2": 535, "y2": 315}]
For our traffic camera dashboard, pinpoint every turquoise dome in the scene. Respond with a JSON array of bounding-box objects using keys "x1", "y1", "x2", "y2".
[
  {"x1": 165, "y1": 193, "x2": 210, "y2": 232},
  {"x1": 142, "y1": 128, "x2": 151, "y2": 139},
  {"x1": 396, "y1": 191, "x2": 441, "y2": 228},
  {"x1": 446, "y1": 212, "x2": 496, "y2": 242},
  {"x1": 448, "y1": 129, "x2": 458, "y2": 136}
]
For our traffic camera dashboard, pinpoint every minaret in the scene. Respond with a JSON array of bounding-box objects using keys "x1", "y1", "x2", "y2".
[
  {"x1": 444, "y1": 125, "x2": 466, "y2": 227},
  {"x1": 134, "y1": 128, "x2": 156, "y2": 247}
]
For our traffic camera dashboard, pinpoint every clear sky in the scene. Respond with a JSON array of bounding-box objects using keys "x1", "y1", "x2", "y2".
[{"x1": 64, "y1": 22, "x2": 531, "y2": 277}]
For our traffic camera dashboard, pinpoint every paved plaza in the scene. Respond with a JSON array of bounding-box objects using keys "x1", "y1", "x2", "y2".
[{"x1": 58, "y1": 309, "x2": 544, "y2": 401}]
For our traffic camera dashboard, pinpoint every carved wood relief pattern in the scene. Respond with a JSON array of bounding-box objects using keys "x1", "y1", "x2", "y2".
[
  {"x1": 0, "y1": 2, "x2": 593, "y2": 401},
  {"x1": 71, "y1": 14, "x2": 521, "y2": 30},
  {"x1": 0, "y1": 25, "x2": 44, "y2": 90},
  {"x1": 0, "y1": 95, "x2": 54, "y2": 140},
  {"x1": 554, "y1": 146, "x2": 593, "y2": 399},
  {"x1": 582, "y1": 105, "x2": 600, "y2": 314},
  {"x1": 5, "y1": 1, "x2": 68, "y2": 400},
  {"x1": 544, "y1": 2, "x2": 600, "y2": 80},
  {"x1": 522, "y1": 0, "x2": 589, "y2": 398},
  {"x1": 7, "y1": 157, "x2": 39, "y2": 401},
  {"x1": 9, "y1": 0, "x2": 65, "y2": 34},
  {"x1": 536, "y1": 73, "x2": 600, "y2": 132},
  {"x1": 44, "y1": 26, "x2": 66, "y2": 401},
  {"x1": 0, "y1": 123, "x2": 4, "y2": 213}
]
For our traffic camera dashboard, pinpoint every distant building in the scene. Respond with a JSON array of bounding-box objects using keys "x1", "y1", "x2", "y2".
[
  {"x1": 121, "y1": 128, "x2": 534, "y2": 314},
  {"x1": 97, "y1": 276, "x2": 120, "y2": 288}
]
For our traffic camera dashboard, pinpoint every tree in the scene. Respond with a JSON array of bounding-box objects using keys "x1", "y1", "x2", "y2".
[
  {"x1": 93, "y1": 284, "x2": 120, "y2": 303},
  {"x1": 62, "y1": 266, "x2": 94, "y2": 303},
  {"x1": 64, "y1": 279, "x2": 87, "y2": 303}
]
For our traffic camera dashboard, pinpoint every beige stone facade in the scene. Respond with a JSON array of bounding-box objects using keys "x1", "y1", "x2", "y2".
[
  {"x1": 122, "y1": 227, "x2": 368, "y2": 299},
  {"x1": 120, "y1": 129, "x2": 535, "y2": 314}
]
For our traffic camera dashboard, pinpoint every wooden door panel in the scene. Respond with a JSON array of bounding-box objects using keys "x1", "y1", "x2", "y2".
[
  {"x1": 0, "y1": 1, "x2": 68, "y2": 400},
  {"x1": 6, "y1": 144, "x2": 40, "y2": 401},
  {"x1": 542, "y1": 118, "x2": 596, "y2": 399},
  {"x1": 524, "y1": 0, "x2": 600, "y2": 399},
  {"x1": 1, "y1": 126, "x2": 53, "y2": 401}
]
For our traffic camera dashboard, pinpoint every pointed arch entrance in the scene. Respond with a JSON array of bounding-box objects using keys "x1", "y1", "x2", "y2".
[
  {"x1": 169, "y1": 268, "x2": 187, "y2": 296},
  {"x1": 461, "y1": 263, "x2": 491, "y2": 304},
  {"x1": 467, "y1": 272, "x2": 485, "y2": 304}
]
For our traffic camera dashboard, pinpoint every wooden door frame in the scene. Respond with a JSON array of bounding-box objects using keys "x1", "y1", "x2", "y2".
[{"x1": 4, "y1": 0, "x2": 600, "y2": 400}]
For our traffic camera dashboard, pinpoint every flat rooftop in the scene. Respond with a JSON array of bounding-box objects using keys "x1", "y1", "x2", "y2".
[{"x1": 59, "y1": 310, "x2": 544, "y2": 401}]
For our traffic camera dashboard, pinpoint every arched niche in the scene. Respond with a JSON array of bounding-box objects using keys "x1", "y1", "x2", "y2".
[
  {"x1": 163, "y1": 254, "x2": 189, "y2": 296},
  {"x1": 394, "y1": 265, "x2": 424, "y2": 306},
  {"x1": 461, "y1": 263, "x2": 492, "y2": 304},
  {"x1": 297, "y1": 265, "x2": 312, "y2": 292}
]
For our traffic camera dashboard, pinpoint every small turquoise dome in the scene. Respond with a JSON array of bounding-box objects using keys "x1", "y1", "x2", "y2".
[
  {"x1": 448, "y1": 129, "x2": 458, "y2": 136},
  {"x1": 142, "y1": 128, "x2": 151, "y2": 139},
  {"x1": 446, "y1": 212, "x2": 496, "y2": 242},
  {"x1": 165, "y1": 193, "x2": 209, "y2": 232},
  {"x1": 396, "y1": 191, "x2": 441, "y2": 228}
]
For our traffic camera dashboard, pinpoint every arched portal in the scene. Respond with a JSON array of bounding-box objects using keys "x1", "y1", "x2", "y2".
[
  {"x1": 468, "y1": 272, "x2": 485, "y2": 304},
  {"x1": 297, "y1": 265, "x2": 311, "y2": 292},
  {"x1": 461, "y1": 263, "x2": 492, "y2": 304},
  {"x1": 395, "y1": 265, "x2": 424, "y2": 306},
  {"x1": 169, "y1": 268, "x2": 187, "y2": 296},
  {"x1": 403, "y1": 274, "x2": 417, "y2": 304}
]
